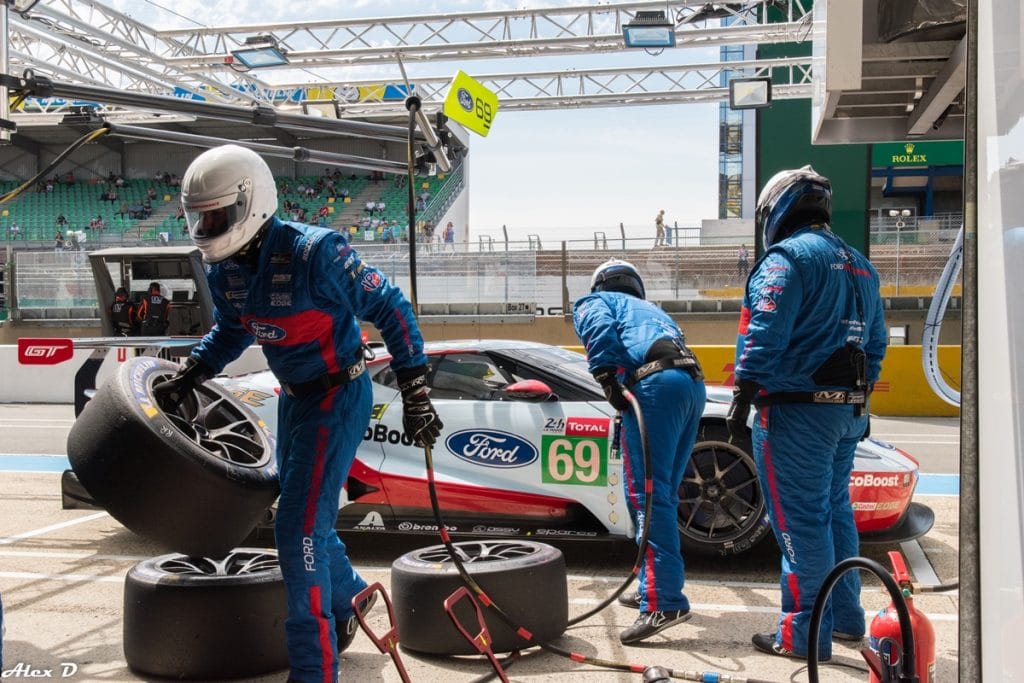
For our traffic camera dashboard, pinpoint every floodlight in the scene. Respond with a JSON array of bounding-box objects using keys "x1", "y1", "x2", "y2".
[
  {"x1": 230, "y1": 35, "x2": 289, "y2": 69},
  {"x1": 622, "y1": 11, "x2": 676, "y2": 49},
  {"x1": 728, "y1": 77, "x2": 772, "y2": 109},
  {"x1": 301, "y1": 100, "x2": 341, "y2": 119}
]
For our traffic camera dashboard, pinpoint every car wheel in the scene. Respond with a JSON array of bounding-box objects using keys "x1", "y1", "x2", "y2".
[
  {"x1": 391, "y1": 540, "x2": 567, "y2": 655},
  {"x1": 123, "y1": 549, "x2": 288, "y2": 679},
  {"x1": 67, "y1": 356, "x2": 279, "y2": 557},
  {"x1": 678, "y1": 424, "x2": 771, "y2": 556}
]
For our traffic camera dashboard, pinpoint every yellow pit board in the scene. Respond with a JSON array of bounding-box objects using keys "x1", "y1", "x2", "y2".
[{"x1": 443, "y1": 70, "x2": 498, "y2": 137}]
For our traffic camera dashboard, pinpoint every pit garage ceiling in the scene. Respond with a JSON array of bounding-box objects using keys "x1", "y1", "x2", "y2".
[{"x1": 812, "y1": 0, "x2": 966, "y2": 144}]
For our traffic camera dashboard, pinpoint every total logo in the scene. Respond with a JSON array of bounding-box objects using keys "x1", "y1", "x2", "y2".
[{"x1": 850, "y1": 473, "x2": 904, "y2": 488}]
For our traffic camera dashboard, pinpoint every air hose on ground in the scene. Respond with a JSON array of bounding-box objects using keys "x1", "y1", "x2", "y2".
[
  {"x1": 921, "y1": 226, "x2": 963, "y2": 407},
  {"x1": 420, "y1": 390, "x2": 779, "y2": 683}
]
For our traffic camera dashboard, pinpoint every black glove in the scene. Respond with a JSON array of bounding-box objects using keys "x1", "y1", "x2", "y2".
[
  {"x1": 153, "y1": 357, "x2": 212, "y2": 407},
  {"x1": 861, "y1": 415, "x2": 871, "y2": 441},
  {"x1": 726, "y1": 379, "x2": 758, "y2": 440},
  {"x1": 592, "y1": 367, "x2": 629, "y2": 412},
  {"x1": 396, "y1": 365, "x2": 443, "y2": 447}
]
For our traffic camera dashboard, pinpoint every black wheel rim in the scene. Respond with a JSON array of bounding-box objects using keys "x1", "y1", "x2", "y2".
[
  {"x1": 416, "y1": 541, "x2": 539, "y2": 564},
  {"x1": 678, "y1": 441, "x2": 764, "y2": 546},
  {"x1": 156, "y1": 550, "x2": 279, "y2": 576},
  {"x1": 152, "y1": 373, "x2": 271, "y2": 468}
]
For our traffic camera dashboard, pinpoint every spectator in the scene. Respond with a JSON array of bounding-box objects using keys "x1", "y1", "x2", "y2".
[
  {"x1": 423, "y1": 221, "x2": 435, "y2": 253},
  {"x1": 573, "y1": 258, "x2": 705, "y2": 644},
  {"x1": 376, "y1": 199, "x2": 386, "y2": 215},
  {"x1": 44, "y1": 180, "x2": 54, "y2": 193},
  {"x1": 56, "y1": 214, "x2": 68, "y2": 227},
  {"x1": 654, "y1": 209, "x2": 666, "y2": 247},
  {"x1": 63, "y1": 171, "x2": 75, "y2": 185},
  {"x1": 115, "y1": 175, "x2": 125, "y2": 188},
  {"x1": 281, "y1": 181, "x2": 291, "y2": 195},
  {"x1": 318, "y1": 205, "x2": 329, "y2": 227},
  {"x1": 137, "y1": 281, "x2": 171, "y2": 336},
  {"x1": 726, "y1": 166, "x2": 886, "y2": 661},
  {"x1": 443, "y1": 221, "x2": 456, "y2": 252},
  {"x1": 54, "y1": 231, "x2": 65, "y2": 251},
  {"x1": 737, "y1": 243, "x2": 750, "y2": 279},
  {"x1": 118, "y1": 201, "x2": 129, "y2": 218},
  {"x1": 364, "y1": 200, "x2": 376, "y2": 215},
  {"x1": 8, "y1": 221, "x2": 20, "y2": 240},
  {"x1": 147, "y1": 187, "x2": 158, "y2": 200},
  {"x1": 110, "y1": 286, "x2": 137, "y2": 336},
  {"x1": 158, "y1": 144, "x2": 441, "y2": 683}
]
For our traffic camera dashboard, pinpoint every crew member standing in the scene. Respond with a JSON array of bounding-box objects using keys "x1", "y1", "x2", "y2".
[
  {"x1": 110, "y1": 286, "x2": 136, "y2": 336},
  {"x1": 727, "y1": 166, "x2": 887, "y2": 661},
  {"x1": 137, "y1": 282, "x2": 171, "y2": 336},
  {"x1": 573, "y1": 258, "x2": 706, "y2": 645},
  {"x1": 155, "y1": 145, "x2": 442, "y2": 683}
]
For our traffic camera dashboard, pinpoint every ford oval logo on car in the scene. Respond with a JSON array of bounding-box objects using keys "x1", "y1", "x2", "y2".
[
  {"x1": 446, "y1": 429, "x2": 538, "y2": 469},
  {"x1": 247, "y1": 320, "x2": 287, "y2": 342}
]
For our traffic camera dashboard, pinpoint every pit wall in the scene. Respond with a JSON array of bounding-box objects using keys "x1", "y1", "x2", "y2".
[{"x1": 0, "y1": 334, "x2": 960, "y2": 417}]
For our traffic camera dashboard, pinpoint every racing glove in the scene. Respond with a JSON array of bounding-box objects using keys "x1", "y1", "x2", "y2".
[
  {"x1": 396, "y1": 365, "x2": 443, "y2": 447},
  {"x1": 592, "y1": 367, "x2": 629, "y2": 412},
  {"x1": 153, "y1": 356, "x2": 212, "y2": 407},
  {"x1": 726, "y1": 379, "x2": 758, "y2": 440}
]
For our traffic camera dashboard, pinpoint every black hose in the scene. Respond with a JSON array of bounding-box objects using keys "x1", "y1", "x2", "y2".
[{"x1": 807, "y1": 557, "x2": 918, "y2": 683}]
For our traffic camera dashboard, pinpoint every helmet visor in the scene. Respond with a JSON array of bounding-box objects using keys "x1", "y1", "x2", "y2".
[{"x1": 184, "y1": 191, "x2": 246, "y2": 240}]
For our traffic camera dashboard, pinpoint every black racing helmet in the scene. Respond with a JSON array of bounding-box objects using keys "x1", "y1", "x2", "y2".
[
  {"x1": 590, "y1": 258, "x2": 645, "y2": 299},
  {"x1": 756, "y1": 165, "x2": 832, "y2": 249},
  {"x1": 148, "y1": 282, "x2": 161, "y2": 294}
]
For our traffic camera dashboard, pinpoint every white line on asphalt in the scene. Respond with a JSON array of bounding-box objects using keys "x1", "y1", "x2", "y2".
[
  {"x1": 0, "y1": 511, "x2": 109, "y2": 546},
  {"x1": 900, "y1": 539, "x2": 941, "y2": 586},
  {"x1": 566, "y1": 573, "x2": 781, "y2": 590},
  {"x1": 0, "y1": 570, "x2": 123, "y2": 584},
  {"x1": 0, "y1": 549, "x2": 147, "y2": 561},
  {"x1": 569, "y1": 598, "x2": 958, "y2": 622}
]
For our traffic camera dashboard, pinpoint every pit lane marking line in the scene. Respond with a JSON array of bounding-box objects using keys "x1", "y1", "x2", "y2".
[
  {"x1": 0, "y1": 549, "x2": 147, "y2": 561},
  {"x1": 0, "y1": 570, "x2": 122, "y2": 584},
  {"x1": 0, "y1": 511, "x2": 108, "y2": 546},
  {"x1": 900, "y1": 539, "x2": 941, "y2": 586},
  {"x1": 567, "y1": 574, "x2": 781, "y2": 591},
  {"x1": 568, "y1": 598, "x2": 958, "y2": 622}
]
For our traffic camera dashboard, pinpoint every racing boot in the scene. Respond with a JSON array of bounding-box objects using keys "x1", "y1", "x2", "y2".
[{"x1": 619, "y1": 609, "x2": 691, "y2": 644}]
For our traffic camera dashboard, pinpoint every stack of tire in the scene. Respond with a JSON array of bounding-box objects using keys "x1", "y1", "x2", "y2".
[{"x1": 67, "y1": 357, "x2": 287, "y2": 679}]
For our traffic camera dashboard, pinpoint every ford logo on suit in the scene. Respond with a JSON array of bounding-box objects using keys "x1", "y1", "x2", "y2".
[{"x1": 446, "y1": 429, "x2": 538, "y2": 468}]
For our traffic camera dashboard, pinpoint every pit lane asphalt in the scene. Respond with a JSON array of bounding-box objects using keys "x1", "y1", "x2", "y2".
[{"x1": 0, "y1": 405, "x2": 960, "y2": 682}]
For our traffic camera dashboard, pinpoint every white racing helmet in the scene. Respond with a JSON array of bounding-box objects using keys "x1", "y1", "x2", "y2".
[
  {"x1": 181, "y1": 145, "x2": 278, "y2": 262},
  {"x1": 590, "y1": 258, "x2": 645, "y2": 299}
]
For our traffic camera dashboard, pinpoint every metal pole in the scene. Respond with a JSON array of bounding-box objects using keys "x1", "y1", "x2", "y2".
[
  {"x1": 959, "y1": 0, "x2": 980, "y2": 679},
  {"x1": 502, "y1": 225, "x2": 509, "y2": 309},
  {"x1": 895, "y1": 222, "x2": 901, "y2": 296},
  {"x1": 561, "y1": 241, "x2": 569, "y2": 316},
  {"x1": 1, "y1": 3, "x2": 11, "y2": 143},
  {"x1": 619, "y1": 222, "x2": 626, "y2": 253}
]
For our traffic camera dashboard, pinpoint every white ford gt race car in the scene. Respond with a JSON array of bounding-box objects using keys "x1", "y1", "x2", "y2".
[{"x1": 63, "y1": 339, "x2": 933, "y2": 558}]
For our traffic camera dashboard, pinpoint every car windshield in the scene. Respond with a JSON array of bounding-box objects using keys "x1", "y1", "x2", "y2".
[{"x1": 503, "y1": 345, "x2": 598, "y2": 390}]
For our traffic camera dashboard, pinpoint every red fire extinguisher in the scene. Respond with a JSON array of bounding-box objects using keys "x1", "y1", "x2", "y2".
[{"x1": 868, "y1": 550, "x2": 936, "y2": 682}]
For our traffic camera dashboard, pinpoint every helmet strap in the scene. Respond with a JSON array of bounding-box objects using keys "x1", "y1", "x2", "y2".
[{"x1": 232, "y1": 220, "x2": 270, "y2": 267}]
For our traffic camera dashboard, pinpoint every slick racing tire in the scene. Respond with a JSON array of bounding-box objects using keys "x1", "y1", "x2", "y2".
[
  {"x1": 123, "y1": 549, "x2": 288, "y2": 680},
  {"x1": 391, "y1": 540, "x2": 568, "y2": 655},
  {"x1": 678, "y1": 424, "x2": 771, "y2": 557},
  {"x1": 67, "y1": 356, "x2": 279, "y2": 558}
]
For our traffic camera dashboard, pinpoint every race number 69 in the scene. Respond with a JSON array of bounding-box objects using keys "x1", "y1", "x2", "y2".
[{"x1": 541, "y1": 436, "x2": 607, "y2": 486}]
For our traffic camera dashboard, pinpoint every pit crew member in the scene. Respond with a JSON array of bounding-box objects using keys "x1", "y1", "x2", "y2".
[
  {"x1": 573, "y1": 258, "x2": 706, "y2": 644},
  {"x1": 727, "y1": 166, "x2": 887, "y2": 660},
  {"x1": 155, "y1": 145, "x2": 442, "y2": 683}
]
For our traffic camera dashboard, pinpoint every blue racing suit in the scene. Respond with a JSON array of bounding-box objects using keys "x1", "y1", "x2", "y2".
[
  {"x1": 574, "y1": 291, "x2": 706, "y2": 614},
  {"x1": 734, "y1": 226, "x2": 886, "y2": 658},
  {"x1": 190, "y1": 217, "x2": 426, "y2": 683}
]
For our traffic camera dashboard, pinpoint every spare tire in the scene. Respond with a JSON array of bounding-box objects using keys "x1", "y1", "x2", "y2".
[
  {"x1": 391, "y1": 540, "x2": 567, "y2": 655},
  {"x1": 67, "y1": 356, "x2": 278, "y2": 557},
  {"x1": 123, "y1": 548, "x2": 288, "y2": 679}
]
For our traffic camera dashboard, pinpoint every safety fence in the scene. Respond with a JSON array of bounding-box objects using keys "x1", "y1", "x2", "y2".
[{"x1": 3, "y1": 224, "x2": 961, "y2": 320}]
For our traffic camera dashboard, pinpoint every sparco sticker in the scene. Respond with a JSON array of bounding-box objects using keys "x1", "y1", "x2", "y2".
[{"x1": 446, "y1": 429, "x2": 538, "y2": 468}]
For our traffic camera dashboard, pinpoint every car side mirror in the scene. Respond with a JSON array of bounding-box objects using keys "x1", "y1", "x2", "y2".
[{"x1": 502, "y1": 379, "x2": 555, "y2": 402}]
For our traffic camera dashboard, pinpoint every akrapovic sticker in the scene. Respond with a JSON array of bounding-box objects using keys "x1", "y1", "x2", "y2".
[{"x1": 541, "y1": 416, "x2": 610, "y2": 486}]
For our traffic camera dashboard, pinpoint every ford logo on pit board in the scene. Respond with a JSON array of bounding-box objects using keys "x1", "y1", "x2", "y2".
[
  {"x1": 446, "y1": 429, "x2": 538, "y2": 469},
  {"x1": 247, "y1": 320, "x2": 287, "y2": 342}
]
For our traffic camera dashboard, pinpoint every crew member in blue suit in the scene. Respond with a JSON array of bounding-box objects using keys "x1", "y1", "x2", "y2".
[
  {"x1": 155, "y1": 145, "x2": 442, "y2": 683},
  {"x1": 727, "y1": 166, "x2": 887, "y2": 660},
  {"x1": 573, "y1": 259, "x2": 706, "y2": 644}
]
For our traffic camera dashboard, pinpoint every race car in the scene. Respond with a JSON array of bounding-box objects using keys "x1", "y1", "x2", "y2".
[{"x1": 207, "y1": 339, "x2": 933, "y2": 557}]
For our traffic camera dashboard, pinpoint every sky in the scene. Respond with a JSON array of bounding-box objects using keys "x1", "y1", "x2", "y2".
[{"x1": 105, "y1": 0, "x2": 721, "y2": 243}]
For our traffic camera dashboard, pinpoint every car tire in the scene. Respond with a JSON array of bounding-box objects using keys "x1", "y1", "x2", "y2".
[
  {"x1": 678, "y1": 423, "x2": 771, "y2": 557},
  {"x1": 391, "y1": 540, "x2": 567, "y2": 655},
  {"x1": 123, "y1": 549, "x2": 288, "y2": 680},
  {"x1": 67, "y1": 356, "x2": 279, "y2": 558}
]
